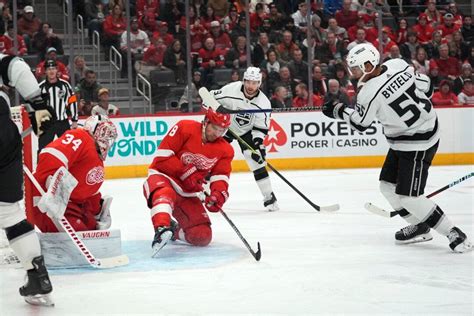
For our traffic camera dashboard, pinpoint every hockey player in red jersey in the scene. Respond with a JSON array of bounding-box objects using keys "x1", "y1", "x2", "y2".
[
  {"x1": 143, "y1": 108, "x2": 234, "y2": 256},
  {"x1": 29, "y1": 115, "x2": 117, "y2": 233}
]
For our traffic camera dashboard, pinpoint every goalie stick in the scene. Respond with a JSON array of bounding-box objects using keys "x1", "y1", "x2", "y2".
[
  {"x1": 365, "y1": 172, "x2": 474, "y2": 218},
  {"x1": 23, "y1": 165, "x2": 129, "y2": 269}
]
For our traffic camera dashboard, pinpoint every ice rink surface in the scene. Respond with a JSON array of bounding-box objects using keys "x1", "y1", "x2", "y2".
[{"x1": 1, "y1": 165, "x2": 473, "y2": 315}]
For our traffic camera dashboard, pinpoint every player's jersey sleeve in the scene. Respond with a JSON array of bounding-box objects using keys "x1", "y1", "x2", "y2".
[
  {"x1": 414, "y1": 72, "x2": 433, "y2": 99},
  {"x1": 209, "y1": 141, "x2": 234, "y2": 193},
  {"x1": 340, "y1": 86, "x2": 380, "y2": 132},
  {"x1": 35, "y1": 129, "x2": 93, "y2": 191},
  {"x1": 149, "y1": 120, "x2": 190, "y2": 178},
  {"x1": 210, "y1": 82, "x2": 241, "y2": 110}
]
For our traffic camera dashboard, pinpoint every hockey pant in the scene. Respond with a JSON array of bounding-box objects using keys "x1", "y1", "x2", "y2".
[{"x1": 144, "y1": 174, "x2": 212, "y2": 247}]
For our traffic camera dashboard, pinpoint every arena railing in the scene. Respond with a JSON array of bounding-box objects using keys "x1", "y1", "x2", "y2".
[
  {"x1": 92, "y1": 31, "x2": 101, "y2": 80},
  {"x1": 109, "y1": 46, "x2": 122, "y2": 98},
  {"x1": 136, "y1": 74, "x2": 153, "y2": 114}
]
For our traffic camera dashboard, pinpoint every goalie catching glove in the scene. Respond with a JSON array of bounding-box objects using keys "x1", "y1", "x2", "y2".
[
  {"x1": 204, "y1": 190, "x2": 228, "y2": 212},
  {"x1": 250, "y1": 138, "x2": 266, "y2": 163},
  {"x1": 322, "y1": 100, "x2": 346, "y2": 120}
]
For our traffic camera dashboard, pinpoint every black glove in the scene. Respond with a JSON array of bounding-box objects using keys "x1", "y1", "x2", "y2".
[
  {"x1": 322, "y1": 100, "x2": 346, "y2": 120},
  {"x1": 250, "y1": 138, "x2": 266, "y2": 163},
  {"x1": 27, "y1": 94, "x2": 57, "y2": 136}
]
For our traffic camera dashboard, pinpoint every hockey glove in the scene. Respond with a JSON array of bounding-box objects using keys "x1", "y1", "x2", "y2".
[
  {"x1": 27, "y1": 94, "x2": 57, "y2": 136},
  {"x1": 250, "y1": 138, "x2": 266, "y2": 164},
  {"x1": 322, "y1": 100, "x2": 346, "y2": 120},
  {"x1": 204, "y1": 190, "x2": 228, "y2": 212},
  {"x1": 180, "y1": 164, "x2": 206, "y2": 192}
]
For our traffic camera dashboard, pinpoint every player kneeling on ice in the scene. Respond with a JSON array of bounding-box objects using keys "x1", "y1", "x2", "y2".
[
  {"x1": 29, "y1": 115, "x2": 118, "y2": 233},
  {"x1": 143, "y1": 108, "x2": 234, "y2": 256},
  {"x1": 322, "y1": 43, "x2": 471, "y2": 253}
]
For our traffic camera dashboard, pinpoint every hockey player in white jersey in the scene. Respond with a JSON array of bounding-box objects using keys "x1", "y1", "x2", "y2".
[
  {"x1": 210, "y1": 67, "x2": 278, "y2": 211},
  {"x1": 0, "y1": 54, "x2": 54, "y2": 305},
  {"x1": 322, "y1": 43, "x2": 471, "y2": 253}
]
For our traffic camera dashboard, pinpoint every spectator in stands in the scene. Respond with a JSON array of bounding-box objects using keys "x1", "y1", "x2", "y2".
[
  {"x1": 446, "y1": 2, "x2": 463, "y2": 27},
  {"x1": 198, "y1": 37, "x2": 225, "y2": 87},
  {"x1": 162, "y1": 0, "x2": 184, "y2": 34},
  {"x1": 312, "y1": 65, "x2": 327, "y2": 96},
  {"x1": 178, "y1": 71, "x2": 203, "y2": 112},
  {"x1": 252, "y1": 32, "x2": 273, "y2": 67},
  {"x1": 300, "y1": 35, "x2": 318, "y2": 63},
  {"x1": 333, "y1": 63, "x2": 355, "y2": 102},
  {"x1": 424, "y1": 30, "x2": 444, "y2": 59},
  {"x1": 71, "y1": 55, "x2": 90, "y2": 83},
  {"x1": 230, "y1": 13, "x2": 248, "y2": 44},
  {"x1": 260, "y1": 49, "x2": 281, "y2": 85},
  {"x1": 374, "y1": 27, "x2": 397, "y2": 59},
  {"x1": 400, "y1": 32, "x2": 420, "y2": 61},
  {"x1": 457, "y1": 79, "x2": 474, "y2": 106},
  {"x1": 222, "y1": 5, "x2": 239, "y2": 32},
  {"x1": 136, "y1": 0, "x2": 159, "y2": 19},
  {"x1": 200, "y1": 5, "x2": 217, "y2": 30},
  {"x1": 102, "y1": 4, "x2": 126, "y2": 60},
  {"x1": 17, "y1": 5, "x2": 41, "y2": 52},
  {"x1": 0, "y1": 22, "x2": 28, "y2": 55},
  {"x1": 292, "y1": 83, "x2": 323, "y2": 108},
  {"x1": 424, "y1": 0, "x2": 442, "y2": 27},
  {"x1": 413, "y1": 13, "x2": 435, "y2": 45},
  {"x1": 384, "y1": 45, "x2": 405, "y2": 62},
  {"x1": 230, "y1": 69, "x2": 240, "y2": 82},
  {"x1": 291, "y1": 2, "x2": 311, "y2": 33},
  {"x1": 75, "y1": 69, "x2": 102, "y2": 104},
  {"x1": 436, "y1": 13, "x2": 460, "y2": 40},
  {"x1": 225, "y1": 35, "x2": 248, "y2": 69},
  {"x1": 271, "y1": 86, "x2": 291, "y2": 108},
  {"x1": 347, "y1": 15, "x2": 365, "y2": 43},
  {"x1": 153, "y1": 21, "x2": 174, "y2": 47},
  {"x1": 461, "y1": 16, "x2": 473, "y2": 44},
  {"x1": 432, "y1": 80, "x2": 458, "y2": 106},
  {"x1": 434, "y1": 44, "x2": 461, "y2": 81},
  {"x1": 35, "y1": 47, "x2": 70, "y2": 81},
  {"x1": 326, "y1": 18, "x2": 347, "y2": 41},
  {"x1": 267, "y1": 3, "x2": 285, "y2": 31},
  {"x1": 428, "y1": 60, "x2": 443, "y2": 89},
  {"x1": 250, "y1": 3, "x2": 267, "y2": 32},
  {"x1": 139, "y1": 9, "x2": 158, "y2": 36},
  {"x1": 314, "y1": 31, "x2": 347, "y2": 65},
  {"x1": 276, "y1": 30, "x2": 299, "y2": 63},
  {"x1": 412, "y1": 47, "x2": 430, "y2": 75},
  {"x1": 163, "y1": 39, "x2": 186, "y2": 84},
  {"x1": 272, "y1": 66, "x2": 297, "y2": 100},
  {"x1": 396, "y1": 19, "x2": 408, "y2": 45},
  {"x1": 120, "y1": 17, "x2": 150, "y2": 77},
  {"x1": 0, "y1": 4, "x2": 12, "y2": 35},
  {"x1": 209, "y1": 20, "x2": 232, "y2": 52},
  {"x1": 207, "y1": 0, "x2": 229, "y2": 18},
  {"x1": 347, "y1": 29, "x2": 369, "y2": 51},
  {"x1": 453, "y1": 63, "x2": 473, "y2": 95},
  {"x1": 287, "y1": 48, "x2": 309, "y2": 84},
  {"x1": 324, "y1": 79, "x2": 351, "y2": 107},
  {"x1": 309, "y1": 14, "x2": 327, "y2": 46},
  {"x1": 84, "y1": 0, "x2": 107, "y2": 45},
  {"x1": 32, "y1": 22, "x2": 64, "y2": 60},
  {"x1": 449, "y1": 31, "x2": 469, "y2": 62},
  {"x1": 138, "y1": 36, "x2": 167, "y2": 78},
  {"x1": 335, "y1": 0, "x2": 358, "y2": 30},
  {"x1": 92, "y1": 88, "x2": 120, "y2": 116}
]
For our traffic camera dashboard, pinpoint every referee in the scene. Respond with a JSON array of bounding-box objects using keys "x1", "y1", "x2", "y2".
[{"x1": 38, "y1": 59, "x2": 78, "y2": 152}]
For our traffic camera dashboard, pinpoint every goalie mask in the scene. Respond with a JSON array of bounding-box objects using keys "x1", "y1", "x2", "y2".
[{"x1": 83, "y1": 115, "x2": 118, "y2": 160}]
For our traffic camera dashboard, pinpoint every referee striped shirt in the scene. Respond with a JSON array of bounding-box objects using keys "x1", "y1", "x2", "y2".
[{"x1": 39, "y1": 78, "x2": 78, "y2": 122}]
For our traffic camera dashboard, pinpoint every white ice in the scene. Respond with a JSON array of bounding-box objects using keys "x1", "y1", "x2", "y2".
[{"x1": 1, "y1": 165, "x2": 473, "y2": 315}]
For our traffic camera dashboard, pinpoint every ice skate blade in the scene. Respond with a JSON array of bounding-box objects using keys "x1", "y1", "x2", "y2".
[
  {"x1": 395, "y1": 233, "x2": 433, "y2": 245},
  {"x1": 24, "y1": 294, "x2": 54, "y2": 307},
  {"x1": 452, "y1": 240, "x2": 473, "y2": 253},
  {"x1": 151, "y1": 231, "x2": 173, "y2": 258},
  {"x1": 266, "y1": 203, "x2": 279, "y2": 212}
]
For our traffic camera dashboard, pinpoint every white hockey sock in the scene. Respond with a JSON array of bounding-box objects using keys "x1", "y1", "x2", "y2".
[
  {"x1": 256, "y1": 177, "x2": 273, "y2": 200},
  {"x1": 9, "y1": 231, "x2": 42, "y2": 270},
  {"x1": 380, "y1": 181, "x2": 421, "y2": 224}
]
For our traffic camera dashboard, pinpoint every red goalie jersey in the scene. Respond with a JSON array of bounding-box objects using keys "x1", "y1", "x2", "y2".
[
  {"x1": 30, "y1": 128, "x2": 104, "y2": 232},
  {"x1": 148, "y1": 119, "x2": 234, "y2": 196}
]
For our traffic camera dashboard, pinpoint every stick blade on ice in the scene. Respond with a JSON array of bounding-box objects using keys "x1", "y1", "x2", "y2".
[
  {"x1": 96, "y1": 254, "x2": 130, "y2": 269},
  {"x1": 320, "y1": 204, "x2": 340, "y2": 212}
]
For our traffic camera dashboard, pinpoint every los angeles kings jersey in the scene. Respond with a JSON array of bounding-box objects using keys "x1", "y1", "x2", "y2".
[
  {"x1": 148, "y1": 120, "x2": 234, "y2": 197},
  {"x1": 341, "y1": 59, "x2": 439, "y2": 151},
  {"x1": 211, "y1": 81, "x2": 271, "y2": 140}
]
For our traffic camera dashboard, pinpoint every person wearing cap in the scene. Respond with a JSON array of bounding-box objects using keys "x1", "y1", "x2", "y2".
[
  {"x1": 91, "y1": 88, "x2": 120, "y2": 116},
  {"x1": 178, "y1": 71, "x2": 203, "y2": 112},
  {"x1": 432, "y1": 80, "x2": 459, "y2": 106},
  {"x1": 436, "y1": 13, "x2": 461, "y2": 39},
  {"x1": 120, "y1": 17, "x2": 150, "y2": 77},
  {"x1": 38, "y1": 59, "x2": 78, "y2": 152},
  {"x1": 35, "y1": 47, "x2": 70, "y2": 82},
  {"x1": 209, "y1": 20, "x2": 232, "y2": 51},
  {"x1": 32, "y1": 22, "x2": 64, "y2": 60},
  {"x1": 412, "y1": 13, "x2": 435, "y2": 45},
  {"x1": 0, "y1": 22, "x2": 28, "y2": 56},
  {"x1": 17, "y1": 5, "x2": 42, "y2": 51},
  {"x1": 457, "y1": 79, "x2": 474, "y2": 105},
  {"x1": 151, "y1": 21, "x2": 175, "y2": 47}
]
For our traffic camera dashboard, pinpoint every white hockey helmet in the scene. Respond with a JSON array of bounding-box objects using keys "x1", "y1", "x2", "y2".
[
  {"x1": 347, "y1": 43, "x2": 380, "y2": 74},
  {"x1": 243, "y1": 66, "x2": 262, "y2": 83},
  {"x1": 83, "y1": 115, "x2": 118, "y2": 160}
]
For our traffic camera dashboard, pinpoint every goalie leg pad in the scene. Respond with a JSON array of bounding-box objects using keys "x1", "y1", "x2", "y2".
[{"x1": 183, "y1": 224, "x2": 212, "y2": 247}]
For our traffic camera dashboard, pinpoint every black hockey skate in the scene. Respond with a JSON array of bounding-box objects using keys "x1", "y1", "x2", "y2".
[
  {"x1": 19, "y1": 256, "x2": 54, "y2": 307},
  {"x1": 395, "y1": 223, "x2": 433, "y2": 245},
  {"x1": 264, "y1": 192, "x2": 279, "y2": 212},
  {"x1": 448, "y1": 227, "x2": 472, "y2": 253},
  {"x1": 151, "y1": 223, "x2": 177, "y2": 258}
]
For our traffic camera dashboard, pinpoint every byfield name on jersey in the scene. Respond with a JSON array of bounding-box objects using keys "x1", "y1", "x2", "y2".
[{"x1": 381, "y1": 71, "x2": 413, "y2": 99}]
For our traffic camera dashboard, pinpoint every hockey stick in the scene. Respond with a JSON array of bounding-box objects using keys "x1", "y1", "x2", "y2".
[
  {"x1": 228, "y1": 129, "x2": 339, "y2": 212},
  {"x1": 199, "y1": 87, "x2": 272, "y2": 114},
  {"x1": 23, "y1": 165, "x2": 129, "y2": 269},
  {"x1": 365, "y1": 172, "x2": 474, "y2": 218}
]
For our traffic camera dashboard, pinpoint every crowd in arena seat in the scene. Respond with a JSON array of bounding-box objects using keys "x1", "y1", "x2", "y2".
[{"x1": 2, "y1": 0, "x2": 474, "y2": 114}]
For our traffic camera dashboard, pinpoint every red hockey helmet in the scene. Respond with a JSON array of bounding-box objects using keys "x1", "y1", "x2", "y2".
[
  {"x1": 204, "y1": 108, "x2": 231, "y2": 128},
  {"x1": 83, "y1": 115, "x2": 118, "y2": 160}
]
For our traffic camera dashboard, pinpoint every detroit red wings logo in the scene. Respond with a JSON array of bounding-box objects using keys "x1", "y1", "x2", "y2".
[
  {"x1": 86, "y1": 166, "x2": 105, "y2": 185},
  {"x1": 181, "y1": 152, "x2": 217, "y2": 170}
]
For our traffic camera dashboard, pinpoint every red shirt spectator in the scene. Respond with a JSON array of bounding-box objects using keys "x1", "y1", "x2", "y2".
[
  {"x1": 139, "y1": 10, "x2": 158, "y2": 34},
  {"x1": 373, "y1": 28, "x2": 397, "y2": 56},
  {"x1": 249, "y1": 4, "x2": 267, "y2": 32},
  {"x1": 143, "y1": 38, "x2": 167, "y2": 65},
  {"x1": 36, "y1": 51, "x2": 70, "y2": 82},
  {"x1": 102, "y1": 8, "x2": 127, "y2": 38},
  {"x1": 412, "y1": 14, "x2": 435, "y2": 44},
  {"x1": 197, "y1": 38, "x2": 225, "y2": 70},
  {"x1": 152, "y1": 22, "x2": 175, "y2": 47},
  {"x1": 347, "y1": 17, "x2": 366, "y2": 42},
  {"x1": 432, "y1": 80, "x2": 459, "y2": 106},
  {"x1": 434, "y1": 44, "x2": 461, "y2": 79},
  {"x1": 209, "y1": 21, "x2": 232, "y2": 52},
  {"x1": 136, "y1": 0, "x2": 159, "y2": 19},
  {"x1": 436, "y1": 13, "x2": 461, "y2": 39},
  {"x1": 0, "y1": 32, "x2": 27, "y2": 55},
  {"x1": 292, "y1": 83, "x2": 323, "y2": 108},
  {"x1": 396, "y1": 19, "x2": 408, "y2": 45},
  {"x1": 335, "y1": 0, "x2": 358, "y2": 30}
]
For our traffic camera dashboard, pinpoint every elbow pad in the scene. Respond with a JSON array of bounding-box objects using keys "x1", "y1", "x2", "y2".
[{"x1": 1, "y1": 56, "x2": 41, "y2": 100}]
